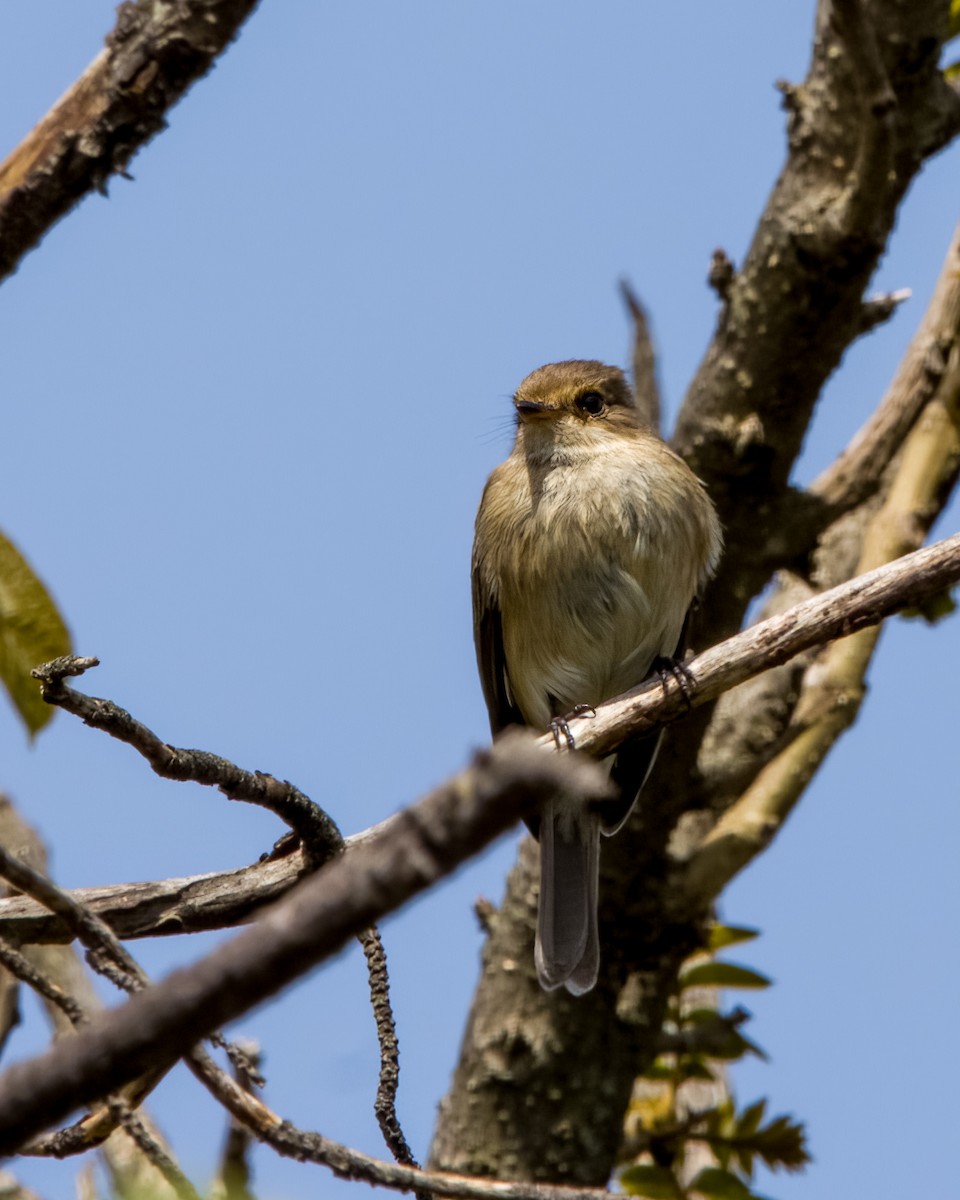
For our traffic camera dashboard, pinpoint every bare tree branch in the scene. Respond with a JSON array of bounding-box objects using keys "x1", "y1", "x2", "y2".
[
  {"x1": 188, "y1": 1045, "x2": 618, "y2": 1200},
  {"x1": 210, "y1": 1042, "x2": 260, "y2": 1200},
  {"x1": 31, "y1": 656, "x2": 341, "y2": 867},
  {"x1": 29, "y1": 657, "x2": 428, "y2": 1169},
  {"x1": 0, "y1": 939, "x2": 85, "y2": 1028},
  {"x1": 0, "y1": 844, "x2": 146, "y2": 998},
  {"x1": 0, "y1": 733, "x2": 612, "y2": 1154},
  {"x1": 684, "y1": 352, "x2": 960, "y2": 906},
  {"x1": 619, "y1": 279, "x2": 661, "y2": 433},
  {"x1": 104, "y1": 1101, "x2": 201, "y2": 1200},
  {"x1": 673, "y1": 0, "x2": 960, "y2": 640},
  {"x1": 540, "y1": 531, "x2": 960, "y2": 763},
  {"x1": 0, "y1": 798, "x2": 185, "y2": 1198},
  {"x1": 813, "y1": 221, "x2": 960, "y2": 511},
  {"x1": 0, "y1": 854, "x2": 304, "y2": 945},
  {"x1": 0, "y1": 0, "x2": 265, "y2": 284}
]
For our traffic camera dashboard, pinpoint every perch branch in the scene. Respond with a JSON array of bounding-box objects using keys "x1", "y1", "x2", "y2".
[
  {"x1": 546, "y1": 531, "x2": 960, "y2": 763},
  {"x1": 2, "y1": 534, "x2": 958, "y2": 949}
]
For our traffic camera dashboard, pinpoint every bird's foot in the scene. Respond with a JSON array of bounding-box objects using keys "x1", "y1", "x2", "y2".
[
  {"x1": 652, "y1": 655, "x2": 696, "y2": 710},
  {"x1": 550, "y1": 704, "x2": 597, "y2": 751}
]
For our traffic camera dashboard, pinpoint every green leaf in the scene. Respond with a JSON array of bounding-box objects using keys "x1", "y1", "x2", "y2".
[
  {"x1": 735, "y1": 1032, "x2": 769, "y2": 1061},
  {"x1": 679, "y1": 962, "x2": 772, "y2": 991},
  {"x1": 736, "y1": 1099, "x2": 767, "y2": 1139},
  {"x1": 0, "y1": 531, "x2": 71, "y2": 737},
  {"x1": 709, "y1": 1030, "x2": 765, "y2": 1063},
  {"x1": 678, "y1": 1006, "x2": 767, "y2": 1060},
  {"x1": 620, "y1": 1163, "x2": 684, "y2": 1198},
  {"x1": 689, "y1": 1167, "x2": 753, "y2": 1199},
  {"x1": 707, "y1": 924, "x2": 760, "y2": 951},
  {"x1": 751, "y1": 1114, "x2": 811, "y2": 1172}
]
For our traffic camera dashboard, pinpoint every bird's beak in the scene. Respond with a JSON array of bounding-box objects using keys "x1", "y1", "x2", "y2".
[{"x1": 515, "y1": 399, "x2": 553, "y2": 421}]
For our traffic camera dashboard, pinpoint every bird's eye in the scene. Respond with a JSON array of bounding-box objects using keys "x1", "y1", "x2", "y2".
[{"x1": 576, "y1": 391, "x2": 606, "y2": 416}]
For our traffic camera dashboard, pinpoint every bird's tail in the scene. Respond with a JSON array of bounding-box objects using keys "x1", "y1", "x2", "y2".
[{"x1": 535, "y1": 799, "x2": 600, "y2": 995}]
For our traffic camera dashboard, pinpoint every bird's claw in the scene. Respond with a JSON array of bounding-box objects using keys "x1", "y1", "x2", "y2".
[
  {"x1": 550, "y1": 704, "x2": 597, "y2": 751},
  {"x1": 652, "y1": 655, "x2": 696, "y2": 709}
]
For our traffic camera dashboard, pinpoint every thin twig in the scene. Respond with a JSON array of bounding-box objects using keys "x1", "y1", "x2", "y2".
[
  {"x1": 31, "y1": 657, "x2": 341, "y2": 867},
  {"x1": 358, "y1": 926, "x2": 420, "y2": 1166},
  {"x1": 186, "y1": 1045, "x2": 614, "y2": 1200},
  {"x1": 0, "y1": 846, "x2": 144, "y2": 994},
  {"x1": 210, "y1": 1042, "x2": 260, "y2": 1200},
  {"x1": 109, "y1": 1099, "x2": 202, "y2": 1200},
  {"x1": 0, "y1": 938, "x2": 86, "y2": 1027}
]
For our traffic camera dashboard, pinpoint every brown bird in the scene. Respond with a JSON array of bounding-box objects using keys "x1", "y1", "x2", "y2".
[{"x1": 472, "y1": 360, "x2": 721, "y2": 994}]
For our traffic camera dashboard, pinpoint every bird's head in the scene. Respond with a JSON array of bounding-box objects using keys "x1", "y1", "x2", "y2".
[{"x1": 512, "y1": 361, "x2": 641, "y2": 455}]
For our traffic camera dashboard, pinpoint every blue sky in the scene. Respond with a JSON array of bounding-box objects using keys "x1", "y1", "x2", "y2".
[{"x1": 1, "y1": 4, "x2": 958, "y2": 1198}]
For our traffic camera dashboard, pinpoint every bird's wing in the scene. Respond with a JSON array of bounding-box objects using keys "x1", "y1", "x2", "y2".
[
  {"x1": 472, "y1": 565, "x2": 524, "y2": 736},
  {"x1": 598, "y1": 603, "x2": 696, "y2": 835}
]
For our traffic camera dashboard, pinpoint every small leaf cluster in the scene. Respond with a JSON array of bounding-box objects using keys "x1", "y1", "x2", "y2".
[{"x1": 619, "y1": 924, "x2": 809, "y2": 1200}]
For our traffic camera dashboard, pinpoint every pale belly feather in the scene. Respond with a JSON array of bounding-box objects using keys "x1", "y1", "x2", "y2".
[{"x1": 494, "y1": 454, "x2": 701, "y2": 729}]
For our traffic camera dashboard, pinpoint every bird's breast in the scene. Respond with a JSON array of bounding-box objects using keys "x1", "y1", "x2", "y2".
[{"x1": 477, "y1": 444, "x2": 710, "y2": 727}]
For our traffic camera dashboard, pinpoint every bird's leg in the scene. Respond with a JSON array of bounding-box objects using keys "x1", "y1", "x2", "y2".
[
  {"x1": 549, "y1": 704, "x2": 597, "y2": 751},
  {"x1": 651, "y1": 654, "x2": 696, "y2": 710}
]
